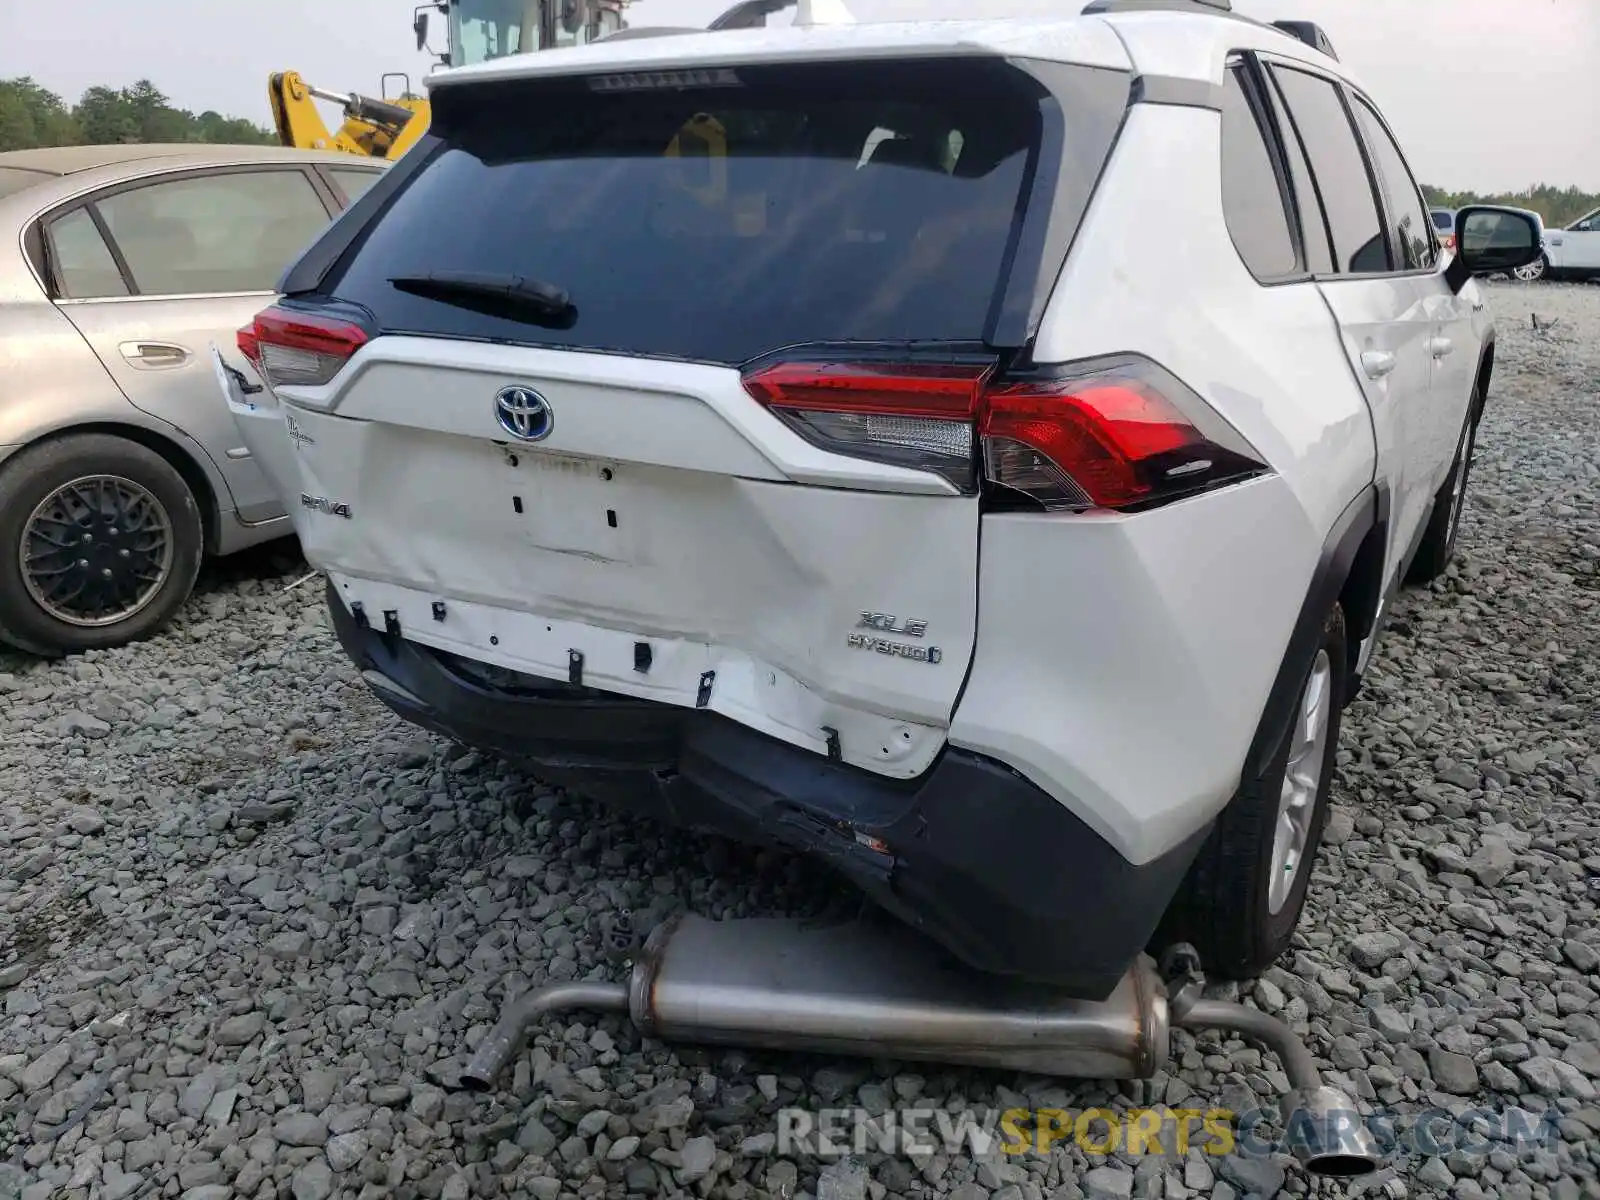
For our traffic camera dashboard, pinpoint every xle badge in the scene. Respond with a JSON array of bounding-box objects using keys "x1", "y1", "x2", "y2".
[{"x1": 848, "y1": 612, "x2": 942, "y2": 665}]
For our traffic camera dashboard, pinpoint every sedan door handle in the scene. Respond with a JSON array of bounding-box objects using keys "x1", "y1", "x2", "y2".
[
  {"x1": 1429, "y1": 337, "x2": 1455, "y2": 359},
  {"x1": 119, "y1": 340, "x2": 192, "y2": 367},
  {"x1": 1360, "y1": 350, "x2": 1397, "y2": 380}
]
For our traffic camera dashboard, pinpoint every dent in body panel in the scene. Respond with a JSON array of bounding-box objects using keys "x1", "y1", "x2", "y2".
[{"x1": 950, "y1": 474, "x2": 1319, "y2": 866}]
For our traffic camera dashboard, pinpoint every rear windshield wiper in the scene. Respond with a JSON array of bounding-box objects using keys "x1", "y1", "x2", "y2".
[{"x1": 388, "y1": 271, "x2": 574, "y2": 325}]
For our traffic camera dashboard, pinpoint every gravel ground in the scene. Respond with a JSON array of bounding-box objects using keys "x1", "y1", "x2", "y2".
[{"x1": 2, "y1": 280, "x2": 1597, "y2": 1200}]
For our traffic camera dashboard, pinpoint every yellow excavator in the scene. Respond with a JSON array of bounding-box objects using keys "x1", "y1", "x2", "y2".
[{"x1": 269, "y1": 0, "x2": 633, "y2": 161}]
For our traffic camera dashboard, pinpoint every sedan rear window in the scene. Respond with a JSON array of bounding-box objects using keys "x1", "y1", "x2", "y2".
[
  {"x1": 1430, "y1": 209, "x2": 1453, "y2": 232},
  {"x1": 324, "y1": 59, "x2": 1099, "y2": 365}
]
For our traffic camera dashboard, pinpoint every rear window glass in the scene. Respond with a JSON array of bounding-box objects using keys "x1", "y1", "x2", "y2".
[
  {"x1": 1430, "y1": 209, "x2": 1453, "y2": 231},
  {"x1": 326, "y1": 60, "x2": 1052, "y2": 365}
]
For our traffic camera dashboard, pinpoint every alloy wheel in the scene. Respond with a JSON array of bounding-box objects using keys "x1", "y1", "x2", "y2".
[{"x1": 1268, "y1": 649, "x2": 1333, "y2": 915}]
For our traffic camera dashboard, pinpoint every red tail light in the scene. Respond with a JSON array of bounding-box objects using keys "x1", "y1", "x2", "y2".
[
  {"x1": 741, "y1": 353, "x2": 1269, "y2": 512},
  {"x1": 237, "y1": 306, "x2": 368, "y2": 389}
]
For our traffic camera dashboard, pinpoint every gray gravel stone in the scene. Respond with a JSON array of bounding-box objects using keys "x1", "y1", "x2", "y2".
[{"x1": 1430, "y1": 1049, "x2": 1480, "y2": 1094}]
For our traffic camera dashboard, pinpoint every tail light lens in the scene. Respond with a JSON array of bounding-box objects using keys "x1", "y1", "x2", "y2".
[
  {"x1": 741, "y1": 353, "x2": 1270, "y2": 513},
  {"x1": 237, "y1": 306, "x2": 368, "y2": 389},
  {"x1": 741, "y1": 360, "x2": 989, "y2": 490}
]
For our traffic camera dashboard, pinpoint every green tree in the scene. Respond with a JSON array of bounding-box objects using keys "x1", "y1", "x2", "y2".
[
  {"x1": 0, "y1": 77, "x2": 81, "y2": 150},
  {"x1": 0, "y1": 76, "x2": 274, "y2": 151}
]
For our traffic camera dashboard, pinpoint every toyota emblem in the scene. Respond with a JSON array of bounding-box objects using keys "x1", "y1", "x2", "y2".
[{"x1": 495, "y1": 386, "x2": 554, "y2": 442}]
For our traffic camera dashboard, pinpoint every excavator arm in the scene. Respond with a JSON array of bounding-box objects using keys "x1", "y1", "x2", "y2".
[{"x1": 268, "y1": 70, "x2": 431, "y2": 161}]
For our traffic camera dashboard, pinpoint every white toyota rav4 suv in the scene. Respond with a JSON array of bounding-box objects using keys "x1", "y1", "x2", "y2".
[{"x1": 220, "y1": 0, "x2": 1541, "y2": 999}]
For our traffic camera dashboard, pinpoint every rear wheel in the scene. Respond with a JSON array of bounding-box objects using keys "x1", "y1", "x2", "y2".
[
  {"x1": 1157, "y1": 604, "x2": 1347, "y2": 979},
  {"x1": 1407, "y1": 399, "x2": 1480, "y2": 585},
  {"x1": 0, "y1": 435, "x2": 203, "y2": 657}
]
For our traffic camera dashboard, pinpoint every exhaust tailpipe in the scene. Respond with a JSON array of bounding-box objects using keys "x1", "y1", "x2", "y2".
[
  {"x1": 1172, "y1": 995, "x2": 1384, "y2": 1177},
  {"x1": 459, "y1": 914, "x2": 1381, "y2": 1178}
]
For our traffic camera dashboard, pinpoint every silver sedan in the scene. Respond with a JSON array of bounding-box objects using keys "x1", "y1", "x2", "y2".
[{"x1": 0, "y1": 143, "x2": 385, "y2": 655}]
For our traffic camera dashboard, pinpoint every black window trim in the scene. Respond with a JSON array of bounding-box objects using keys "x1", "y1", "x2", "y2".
[
  {"x1": 1220, "y1": 52, "x2": 1312, "y2": 288},
  {"x1": 1342, "y1": 85, "x2": 1442, "y2": 280},
  {"x1": 1258, "y1": 53, "x2": 1433, "y2": 284},
  {"x1": 32, "y1": 163, "x2": 339, "y2": 302}
]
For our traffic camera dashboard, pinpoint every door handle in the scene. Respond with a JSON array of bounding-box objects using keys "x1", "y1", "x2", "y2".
[
  {"x1": 119, "y1": 340, "x2": 191, "y2": 367},
  {"x1": 1429, "y1": 337, "x2": 1454, "y2": 359},
  {"x1": 1360, "y1": 350, "x2": 1397, "y2": 380}
]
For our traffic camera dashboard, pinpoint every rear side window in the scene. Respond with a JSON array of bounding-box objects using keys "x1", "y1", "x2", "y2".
[
  {"x1": 324, "y1": 60, "x2": 1068, "y2": 365},
  {"x1": 46, "y1": 208, "x2": 129, "y2": 299},
  {"x1": 1219, "y1": 64, "x2": 1297, "y2": 279},
  {"x1": 1350, "y1": 98, "x2": 1435, "y2": 271},
  {"x1": 1269, "y1": 66, "x2": 1387, "y2": 275},
  {"x1": 329, "y1": 167, "x2": 383, "y2": 205}
]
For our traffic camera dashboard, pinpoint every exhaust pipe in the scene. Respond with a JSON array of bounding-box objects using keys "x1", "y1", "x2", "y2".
[{"x1": 459, "y1": 914, "x2": 1381, "y2": 1178}]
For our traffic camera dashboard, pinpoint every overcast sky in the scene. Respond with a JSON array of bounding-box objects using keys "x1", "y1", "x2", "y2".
[{"x1": 3, "y1": 0, "x2": 1596, "y2": 193}]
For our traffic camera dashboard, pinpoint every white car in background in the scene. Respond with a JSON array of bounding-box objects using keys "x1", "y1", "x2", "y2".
[{"x1": 1532, "y1": 204, "x2": 1600, "y2": 282}]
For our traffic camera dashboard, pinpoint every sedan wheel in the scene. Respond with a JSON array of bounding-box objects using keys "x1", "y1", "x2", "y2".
[
  {"x1": 21, "y1": 474, "x2": 175, "y2": 627},
  {"x1": 0, "y1": 434, "x2": 203, "y2": 656}
]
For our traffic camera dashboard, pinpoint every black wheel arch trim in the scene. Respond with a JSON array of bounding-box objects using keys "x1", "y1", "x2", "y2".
[{"x1": 1246, "y1": 484, "x2": 1379, "y2": 777}]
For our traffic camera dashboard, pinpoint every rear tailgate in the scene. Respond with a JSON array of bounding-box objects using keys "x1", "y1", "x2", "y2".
[{"x1": 259, "y1": 51, "x2": 1129, "y2": 776}]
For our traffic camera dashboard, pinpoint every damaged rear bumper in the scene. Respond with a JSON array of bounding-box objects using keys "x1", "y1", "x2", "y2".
[{"x1": 329, "y1": 583, "x2": 1209, "y2": 1000}]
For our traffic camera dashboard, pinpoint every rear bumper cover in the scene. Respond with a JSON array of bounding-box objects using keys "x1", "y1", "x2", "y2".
[{"x1": 329, "y1": 584, "x2": 1208, "y2": 999}]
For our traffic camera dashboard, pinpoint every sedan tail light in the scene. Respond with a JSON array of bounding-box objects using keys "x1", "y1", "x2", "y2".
[
  {"x1": 742, "y1": 353, "x2": 1270, "y2": 512},
  {"x1": 237, "y1": 306, "x2": 368, "y2": 389}
]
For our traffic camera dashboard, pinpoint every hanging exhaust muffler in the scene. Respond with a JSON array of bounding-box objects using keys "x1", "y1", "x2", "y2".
[{"x1": 458, "y1": 914, "x2": 1382, "y2": 1178}]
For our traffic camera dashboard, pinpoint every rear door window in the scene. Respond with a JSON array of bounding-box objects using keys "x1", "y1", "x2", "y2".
[
  {"x1": 323, "y1": 60, "x2": 1075, "y2": 365},
  {"x1": 1268, "y1": 66, "x2": 1388, "y2": 275},
  {"x1": 96, "y1": 169, "x2": 333, "y2": 295}
]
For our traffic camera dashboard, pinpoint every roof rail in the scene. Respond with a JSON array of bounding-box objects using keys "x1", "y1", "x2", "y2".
[
  {"x1": 1082, "y1": 0, "x2": 1231, "y2": 11},
  {"x1": 1271, "y1": 19, "x2": 1339, "y2": 60}
]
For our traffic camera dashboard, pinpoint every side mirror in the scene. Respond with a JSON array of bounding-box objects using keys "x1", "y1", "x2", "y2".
[
  {"x1": 414, "y1": 9, "x2": 430, "y2": 50},
  {"x1": 1445, "y1": 206, "x2": 1543, "y2": 294}
]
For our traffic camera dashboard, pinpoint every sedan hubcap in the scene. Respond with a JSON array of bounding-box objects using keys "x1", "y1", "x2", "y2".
[
  {"x1": 20, "y1": 475, "x2": 173, "y2": 627},
  {"x1": 1269, "y1": 649, "x2": 1333, "y2": 915}
]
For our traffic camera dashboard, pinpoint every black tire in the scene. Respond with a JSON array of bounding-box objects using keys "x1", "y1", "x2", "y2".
[
  {"x1": 1406, "y1": 398, "x2": 1480, "y2": 585},
  {"x1": 1157, "y1": 604, "x2": 1347, "y2": 979},
  {"x1": 0, "y1": 434, "x2": 203, "y2": 657}
]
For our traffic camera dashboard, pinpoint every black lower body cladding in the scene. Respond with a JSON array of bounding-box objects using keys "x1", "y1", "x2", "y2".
[{"x1": 329, "y1": 583, "x2": 1208, "y2": 1000}]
